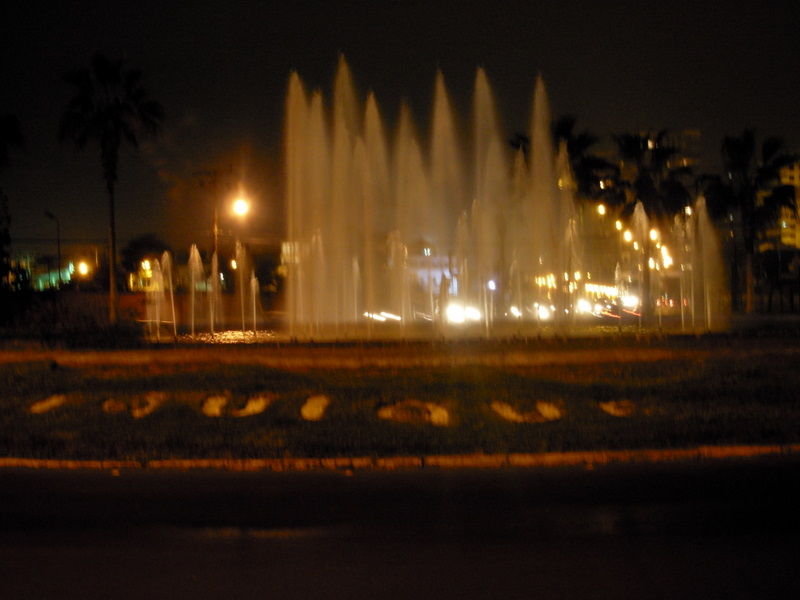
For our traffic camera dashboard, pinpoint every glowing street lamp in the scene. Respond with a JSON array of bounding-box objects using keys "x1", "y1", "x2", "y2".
[{"x1": 232, "y1": 197, "x2": 250, "y2": 217}]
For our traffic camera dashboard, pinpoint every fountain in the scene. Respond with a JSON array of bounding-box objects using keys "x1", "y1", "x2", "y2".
[
  {"x1": 188, "y1": 244, "x2": 204, "y2": 336},
  {"x1": 142, "y1": 57, "x2": 729, "y2": 342},
  {"x1": 689, "y1": 196, "x2": 730, "y2": 331},
  {"x1": 284, "y1": 56, "x2": 577, "y2": 340}
]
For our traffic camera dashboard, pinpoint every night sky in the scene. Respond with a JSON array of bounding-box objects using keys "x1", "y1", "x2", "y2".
[{"x1": 3, "y1": 0, "x2": 799, "y2": 257}]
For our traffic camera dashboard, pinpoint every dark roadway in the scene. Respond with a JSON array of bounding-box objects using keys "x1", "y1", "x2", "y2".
[{"x1": 1, "y1": 456, "x2": 799, "y2": 599}]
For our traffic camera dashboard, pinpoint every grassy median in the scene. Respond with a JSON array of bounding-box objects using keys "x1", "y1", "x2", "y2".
[{"x1": 2, "y1": 336, "x2": 800, "y2": 461}]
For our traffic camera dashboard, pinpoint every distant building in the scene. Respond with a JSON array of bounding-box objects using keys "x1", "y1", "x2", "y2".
[
  {"x1": 8, "y1": 243, "x2": 102, "y2": 290},
  {"x1": 664, "y1": 129, "x2": 702, "y2": 171},
  {"x1": 761, "y1": 161, "x2": 800, "y2": 250}
]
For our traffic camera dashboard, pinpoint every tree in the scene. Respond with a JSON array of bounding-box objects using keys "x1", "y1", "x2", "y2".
[
  {"x1": 120, "y1": 233, "x2": 172, "y2": 274},
  {"x1": 702, "y1": 129, "x2": 797, "y2": 313},
  {"x1": 612, "y1": 130, "x2": 693, "y2": 319},
  {"x1": 59, "y1": 54, "x2": 164, "y2": 323},
  {"x1": 0, "y1": 114, "x2": 23, "y2": 289},
  {"x1": 552, "y1": 115, "x2": 619, "y2": 203},
  {"x1": 613, "y1": 130, "x2": 692, "y2": 222}
]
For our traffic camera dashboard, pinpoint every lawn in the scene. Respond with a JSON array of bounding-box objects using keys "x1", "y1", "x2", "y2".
[{"x1": 2, "y1": 335, "x2": 800, "y2": 461}]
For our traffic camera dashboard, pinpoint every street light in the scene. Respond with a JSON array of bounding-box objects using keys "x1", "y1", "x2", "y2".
[
  {"x1": 44, "y1": 210, "x2": 61, "y2": 287},
  {"x1": 232, "y1": 197, "x2": 250, "y2": 217}
]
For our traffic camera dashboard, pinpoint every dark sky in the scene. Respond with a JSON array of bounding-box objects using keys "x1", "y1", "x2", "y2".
[{"x1": 3, "y1": 0, "x2": 799, "y2": 256}]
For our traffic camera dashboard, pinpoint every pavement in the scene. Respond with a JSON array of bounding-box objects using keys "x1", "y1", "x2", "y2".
[{"x1": 2, "y1": 444, "x2": 800, "y2": 473}]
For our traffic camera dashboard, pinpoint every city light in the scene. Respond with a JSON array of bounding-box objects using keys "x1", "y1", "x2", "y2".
[
  {"x1": 535, "y1": 304, "x2": 552, "y2": 320},
  {"x1": 446, "y1": 303, "x2": 481, "y2": 324},
  {"x1": 232, "y1": 197, "x2": 249, "y2": 216}
]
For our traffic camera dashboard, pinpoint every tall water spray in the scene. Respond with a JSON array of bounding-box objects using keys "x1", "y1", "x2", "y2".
[
  {"x1": 284, "y1": 57, "x2": 570, "y2": 339},
  {"x1": 693, "y1": 196, "x2": 730, "y2": 331},
  {"x1": 188, "y1": 244, "x2": 204, "y2": 336}
]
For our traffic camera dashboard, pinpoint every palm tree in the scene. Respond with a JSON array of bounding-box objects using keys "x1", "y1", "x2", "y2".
[
  {"x1": 612, "y1": 130, "x2": 693, "y2": 319},
  {"x1": 702, "y1": 129, "x2": 797, "y2": 313},
  {"x1": 1, "y1": 114, "x2": 23, "y2": 288},
  {"x1": 60, "y1": 54, "x2": 164, "y2": 323},
  {"x1": 553, "y1": 115, "x2": 618, "y2": 203},
  {"x1": 613, "y1": 130, "x2": 693, "y2": 221}
]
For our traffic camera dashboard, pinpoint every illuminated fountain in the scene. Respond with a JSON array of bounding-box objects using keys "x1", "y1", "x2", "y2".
[
  {"x1": 683, "y1": 197, "x2": 730, "y2": 331},
  {"x1": 146, "y1": 57, "x2": 728, "y2": 342},
  {"x1": 284, "y1": 56, "x2": 574, "y2": 339},
  {"x1": 144, "y1": 251, "x2": 177, "y2": 341},
  {"x1": 144, "y1": 243, "x2": 264, "y2": 342}
]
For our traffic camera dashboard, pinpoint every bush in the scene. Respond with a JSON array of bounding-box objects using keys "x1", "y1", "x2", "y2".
[{"x1": 0, "y1": 291, "x2": 146, "y2": 348}]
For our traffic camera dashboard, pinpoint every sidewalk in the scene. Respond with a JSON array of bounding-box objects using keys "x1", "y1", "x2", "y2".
[{"x1": 3, "y1": 444, "x2": 800, "y2": 473}]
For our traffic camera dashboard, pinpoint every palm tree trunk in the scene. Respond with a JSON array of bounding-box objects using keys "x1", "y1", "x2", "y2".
[
  {"x1": 108, "y1": 187, "x2": 118, "y2": 324},
  {"x1": 745, "y1": 252, "x2": 755, "y2": 314}
]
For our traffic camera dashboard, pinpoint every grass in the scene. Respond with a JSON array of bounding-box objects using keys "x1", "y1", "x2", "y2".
[{"x1": 2, "y1": 337, "x2": 800, "y2": 461}]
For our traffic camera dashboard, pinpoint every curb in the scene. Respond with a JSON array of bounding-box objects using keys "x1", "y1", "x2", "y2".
[{"x1": 2, "y1": 444, "x2": 799, "y2": 473}]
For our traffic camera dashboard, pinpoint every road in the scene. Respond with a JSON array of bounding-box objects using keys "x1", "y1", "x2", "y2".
[{"x1": 1, "y1": 456, "x2": 798, "y2": 599}]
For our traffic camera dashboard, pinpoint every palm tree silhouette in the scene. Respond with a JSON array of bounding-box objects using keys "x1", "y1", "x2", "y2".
[
  {"x1": 60, "y1": 53, "x2": 164, "y2": 323},
  {"x1": 702, "y1": 129, "x2": 797, "y2": 312},
  {"x1": 612, "y1": 130, "x2": 693, "y2": 320}
]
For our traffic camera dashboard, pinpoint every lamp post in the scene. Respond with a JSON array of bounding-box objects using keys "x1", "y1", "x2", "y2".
[
  {"x1": 44, "y1": 210, "x2": 61, "y2": 287},
  {"x1": 232, "y1": 194, "x2": 250, "y2": 337},
  {"x1": 196, "y1": 166, "x2": 234, "y2": 259}
]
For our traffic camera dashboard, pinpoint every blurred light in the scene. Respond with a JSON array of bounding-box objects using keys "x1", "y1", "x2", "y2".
[
  {"x1": 446, "y1": 303, "x2": 482, "y2": 324},
  {"x1": 509, "y1": 305, "x2": 522, "y2": 318},
  {"x1": 77, "y1": 261, "x2": 89, "y2": 276},
  {"x1": 649, "y1": 228, "x2": 658, "y2": 241},
  {"x1": 685, "y1": 206, "x2": 693, "y2": 216},
  {"x1": 615, "y1": 220, "x2": 623, "y2": 231},
  {"x1": 233, "y1": 197, "x2": 249, "y2": 216},
  {"x1": 464, "y1": 306, "x2": 481, "y2": 321},
  {"x1": 585, "y1": 283, "x2": 618, "y2": 296},
  {"x1": 423, "y1": 247, "x2": 431, "y2": 256},
  {"x1": 623, "y1": 230, "x2": 633, "y2": 242},
  {"x1": 231, "y1": 259, "x2": 238, "y2": 270},
  {"x1": 577, "y1": 298, "x2": 592, "y2": 313},
  {"x1": 536, "y1": 304, "x2": 551, "y2": 320},
  {"x1": 364, "y1": 312, "x2": 387, "y2": 321},
  {"x1": 379, "y1": 311, "x2": 401, "y2": 321},
  {"x1": 141, "y1": 260, "x2": 151, "y2": 271},
  {"x1": 487, "y1": 279, "x2": 496, "y2": 291},
  {"x1": 621, "y1": 295, "x2": 639, "y2": 308},
  {"x1": 597, "y1": 204, "x2": 606, "y2": 215}
]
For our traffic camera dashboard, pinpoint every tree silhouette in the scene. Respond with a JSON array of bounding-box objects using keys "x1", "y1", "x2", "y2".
[
  {"x1": 552, "y1": 115, "x2": 618, "y2": 203},
  {"x1": 0, "y1": 114, "x2": 23, "y2": 289},
  {"x1": 612, "y1": 130, "x2": 693, "y2": 319},
  {"x1": 60, "y1": 54, "x2": 164, "y2": 323},
  {"x1": 702, "y1": 129, "x2": 797, "y2": 312},
  {"x1": 120, "y1": 233, "x2": 172, "y2": 275}
]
